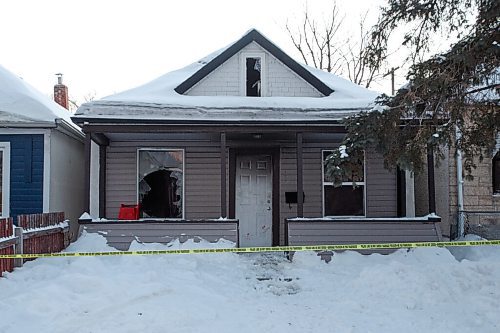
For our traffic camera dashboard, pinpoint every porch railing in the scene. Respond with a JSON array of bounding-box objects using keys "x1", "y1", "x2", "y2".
[
  {"x1": 79, "y1": 218, "x2": 239, "y2": 251},
  {"x1": 286, "y1": 216, "x2": 442, "y2": 255}
]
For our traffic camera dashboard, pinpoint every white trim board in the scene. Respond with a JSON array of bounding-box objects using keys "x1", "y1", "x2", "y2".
[
  {"x1": 0, "y1": 142, "x2": 11, "y2": 218},
  {"x1": 43, "y1": 132, "x2": 51, "y2": 212},
  {"x1": 0, "y1": 128, "x2": 51, "y2": 135}
]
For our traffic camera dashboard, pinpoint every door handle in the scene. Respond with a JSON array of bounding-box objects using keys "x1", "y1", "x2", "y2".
[{"x1": 267, "y1": 207, "x2": 271, "y2": 211}]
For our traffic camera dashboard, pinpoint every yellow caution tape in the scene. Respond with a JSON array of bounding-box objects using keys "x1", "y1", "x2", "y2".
[{"x1": 0, "y1": 240, "x2": 499, "y2": 259}]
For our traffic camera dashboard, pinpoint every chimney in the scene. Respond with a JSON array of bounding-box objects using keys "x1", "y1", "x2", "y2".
[{"x1": 54, "y1": 73, "x2": 69, "y2": 109}]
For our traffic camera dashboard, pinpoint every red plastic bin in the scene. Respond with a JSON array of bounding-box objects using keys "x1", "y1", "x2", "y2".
[{"x1": 118, "y1": 204, "x2": 140, "y2": 220}]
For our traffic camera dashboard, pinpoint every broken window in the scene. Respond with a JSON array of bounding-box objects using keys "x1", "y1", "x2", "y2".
[
  {"x1": 246, "y1": 57, "x2": 261, "y2": 97},
  {"x1": 322, "y1": 150, "x2": 365, "y2": 216},
  {"x1": 138, "y1": 150, "x2": 183, "y2": 218}
]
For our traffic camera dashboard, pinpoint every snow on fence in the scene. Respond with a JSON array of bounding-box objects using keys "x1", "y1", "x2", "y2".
[
  {"x1": 19, "y1": 212, "x2": 68, "y2": 262},
  {"x1": 0, "y1": 213, "x2": 70, "y2": 277}
]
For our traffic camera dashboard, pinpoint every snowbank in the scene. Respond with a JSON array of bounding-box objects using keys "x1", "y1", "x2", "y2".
[{"x1": 0, "y1": 232, "x2": 499, "y2": 332}]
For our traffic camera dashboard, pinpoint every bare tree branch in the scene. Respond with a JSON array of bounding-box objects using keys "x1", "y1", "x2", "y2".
[{"x1": 286, "y1": 2, "x2": 388, "y2": 88}]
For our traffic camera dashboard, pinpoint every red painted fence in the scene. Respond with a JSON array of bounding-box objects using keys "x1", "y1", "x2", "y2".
[
  {"x1": 0, "y1": 213, "x2": 69, "y2": 277},
  {"x1": 19, "y1": 212, "x2": 66, "y2": 262},
  {"x1": 0, "y1": 217, "x2": 14, "y2": 277}
]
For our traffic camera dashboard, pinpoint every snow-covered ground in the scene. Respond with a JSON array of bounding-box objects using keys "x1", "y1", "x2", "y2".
[{"x1": 1, "y1": 233, "x2": 499, "y2": 333}]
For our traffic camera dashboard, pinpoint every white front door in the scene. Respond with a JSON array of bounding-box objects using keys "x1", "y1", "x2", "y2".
[{"x1": 236, "y1": 154, "x2": 272, "y2": 247}]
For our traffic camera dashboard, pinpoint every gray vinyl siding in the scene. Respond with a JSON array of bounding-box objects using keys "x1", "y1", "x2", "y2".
[
  {"x1": 288, "y1": 221, "x2": 442, "y2": 244},
  {"x1": 82, "y1": 221, "x2": 238, "y2": 250},
  {"x1": 365, "y1": 150, "x2": 397, "y2": 217},
  {"x1": 106, "y1": 140, "x2": 221, "y2": 219},
  {"x1": 279, "y1": 144, "x2": 324, "y2": 244},
  {"x1": 287, "y1": 219, "x2": 443, "y2": 254}
]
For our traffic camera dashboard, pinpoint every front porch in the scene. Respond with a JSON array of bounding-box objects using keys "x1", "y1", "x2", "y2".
[{"x1": 79, "y1": 122, "x2": 441, "y2": 250}]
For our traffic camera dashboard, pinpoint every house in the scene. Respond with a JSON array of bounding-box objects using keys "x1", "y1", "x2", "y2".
[
  {"x1": 0, "y1": 65, "x2": 85, "y2": 237},
  {"x1": 448, "y1": 138, "x2": 500, "y2": 237},
  {"x1": 409, "y1": 76, "x2": 500, "y2": 239},
  {"x1": 72, "y1": 29, "x2": 442, "y2": 250}
]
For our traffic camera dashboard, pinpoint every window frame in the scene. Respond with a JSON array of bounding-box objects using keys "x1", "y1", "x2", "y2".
[
  {"x1": 240, "y1": 52, "x2": 267, "y2": 97},
  {"x1": 0, "y1": 142, "x2": 10, "y2": 218},
  {"x1": 321, "y1": 149, "x2": 366, "y2": 217},
  {"x1": 136, "y1": 148, "x2": 185, "y2": 220}
]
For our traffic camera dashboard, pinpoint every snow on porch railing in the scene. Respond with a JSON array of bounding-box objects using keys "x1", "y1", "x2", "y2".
[{"x1": 0, "y1": 213, "x2": 70, "y2": 277}]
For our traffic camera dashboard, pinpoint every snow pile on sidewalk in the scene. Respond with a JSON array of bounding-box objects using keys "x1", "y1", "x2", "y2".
[{"x1": 1, "y1": 232, "x2": 499, "y2": 333}]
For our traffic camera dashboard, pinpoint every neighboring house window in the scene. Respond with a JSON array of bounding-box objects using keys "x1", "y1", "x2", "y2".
[
  {"x1": 493, "y1": 151, "x2": 500, "y2": 194},
  {"x1": 138, "y1": 149, "x2": 184, "y2": 219},
  {"x1": 0, "y1": 142, "x2": 10, "y2": 218},
  {"x1": 322, "y1": 150, "x2": 365, "y2": 216}
]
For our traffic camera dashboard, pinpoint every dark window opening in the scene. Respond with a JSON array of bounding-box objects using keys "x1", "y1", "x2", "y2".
[
  {"x1": 246, "y1": 57, "x2": 261, "y2": 97},
  {"x1": 138, "y1": 150, "x2": 183, "y2": 218},
  {"x1": 140, "y1": 170, "x2": 181, "y2": 218},
  {"x1": 494, "y1": 152, "x2": 500, "y2": 194},
  {"x1": 324, "y1": 186, "x2": 364, "y2": 216}
]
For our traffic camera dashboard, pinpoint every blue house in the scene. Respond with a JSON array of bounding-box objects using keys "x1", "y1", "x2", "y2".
[{"x1": 0, "y1": 65, "x2": 85, "y2": 237}]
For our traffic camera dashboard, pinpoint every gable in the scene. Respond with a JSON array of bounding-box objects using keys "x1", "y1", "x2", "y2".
[
  {"x1": 185, "y1": 42, "x2": 324, "y2": 98},
  {"x1": 176, "y1": 29, "x2": 333, "y2": 97}
]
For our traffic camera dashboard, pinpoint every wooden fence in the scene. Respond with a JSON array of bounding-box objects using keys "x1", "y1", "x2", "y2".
[
  {"x1": 0, "y1": 213, "x2": 70, "y2": 277},
  {"x1": 0, "y1": 217, "x2": 14, "y2": 276}
]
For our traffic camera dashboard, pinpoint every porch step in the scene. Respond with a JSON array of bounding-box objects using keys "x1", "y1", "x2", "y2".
[{"x1": 244, "y1": 253, "x2": 301, "y2": 295}]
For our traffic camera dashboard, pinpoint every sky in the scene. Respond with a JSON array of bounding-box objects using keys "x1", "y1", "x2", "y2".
[{"x1": 2, "y1": 0, "x2": 397, "y2": 107}]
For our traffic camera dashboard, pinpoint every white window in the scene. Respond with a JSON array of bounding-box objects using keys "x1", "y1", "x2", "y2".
[
  {"x1": 241, "y1": 52, "x2": 266, "y2": 97},
  {"x1": 137, "y1": 149, "x2": 184, "y2": 219},
  {"x1": 322, "y1": 150, "x2": 365, "y2": 216},
  {"x1": 0, "y1": 142, "x2": 10, "y2": 218}
]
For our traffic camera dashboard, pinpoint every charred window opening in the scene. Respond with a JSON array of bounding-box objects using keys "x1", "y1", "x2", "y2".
[
  {"x1": 138, "y1": 150, "x2": 183, "y2": 218},
  {"x1": 246, "y1": 57, "x2": 261, "y2": 97}
]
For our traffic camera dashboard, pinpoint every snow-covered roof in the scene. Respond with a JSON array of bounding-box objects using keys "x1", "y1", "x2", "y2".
[
  {"x1": 0, "y1": 64, "x2": 80, "y2": 132},
  {"x1": 74, "y1": 29, "x2": 380, "y2": 123}
]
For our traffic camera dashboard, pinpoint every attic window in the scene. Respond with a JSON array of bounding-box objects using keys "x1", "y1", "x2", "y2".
[{"x1": 246, "y1": 57, "x2": 261, "y2": 97}]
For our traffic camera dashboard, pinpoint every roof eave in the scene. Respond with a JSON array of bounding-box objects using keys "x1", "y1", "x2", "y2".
[{"x1": 54, "y1": 118, "x2": 85, "y2": 141}]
